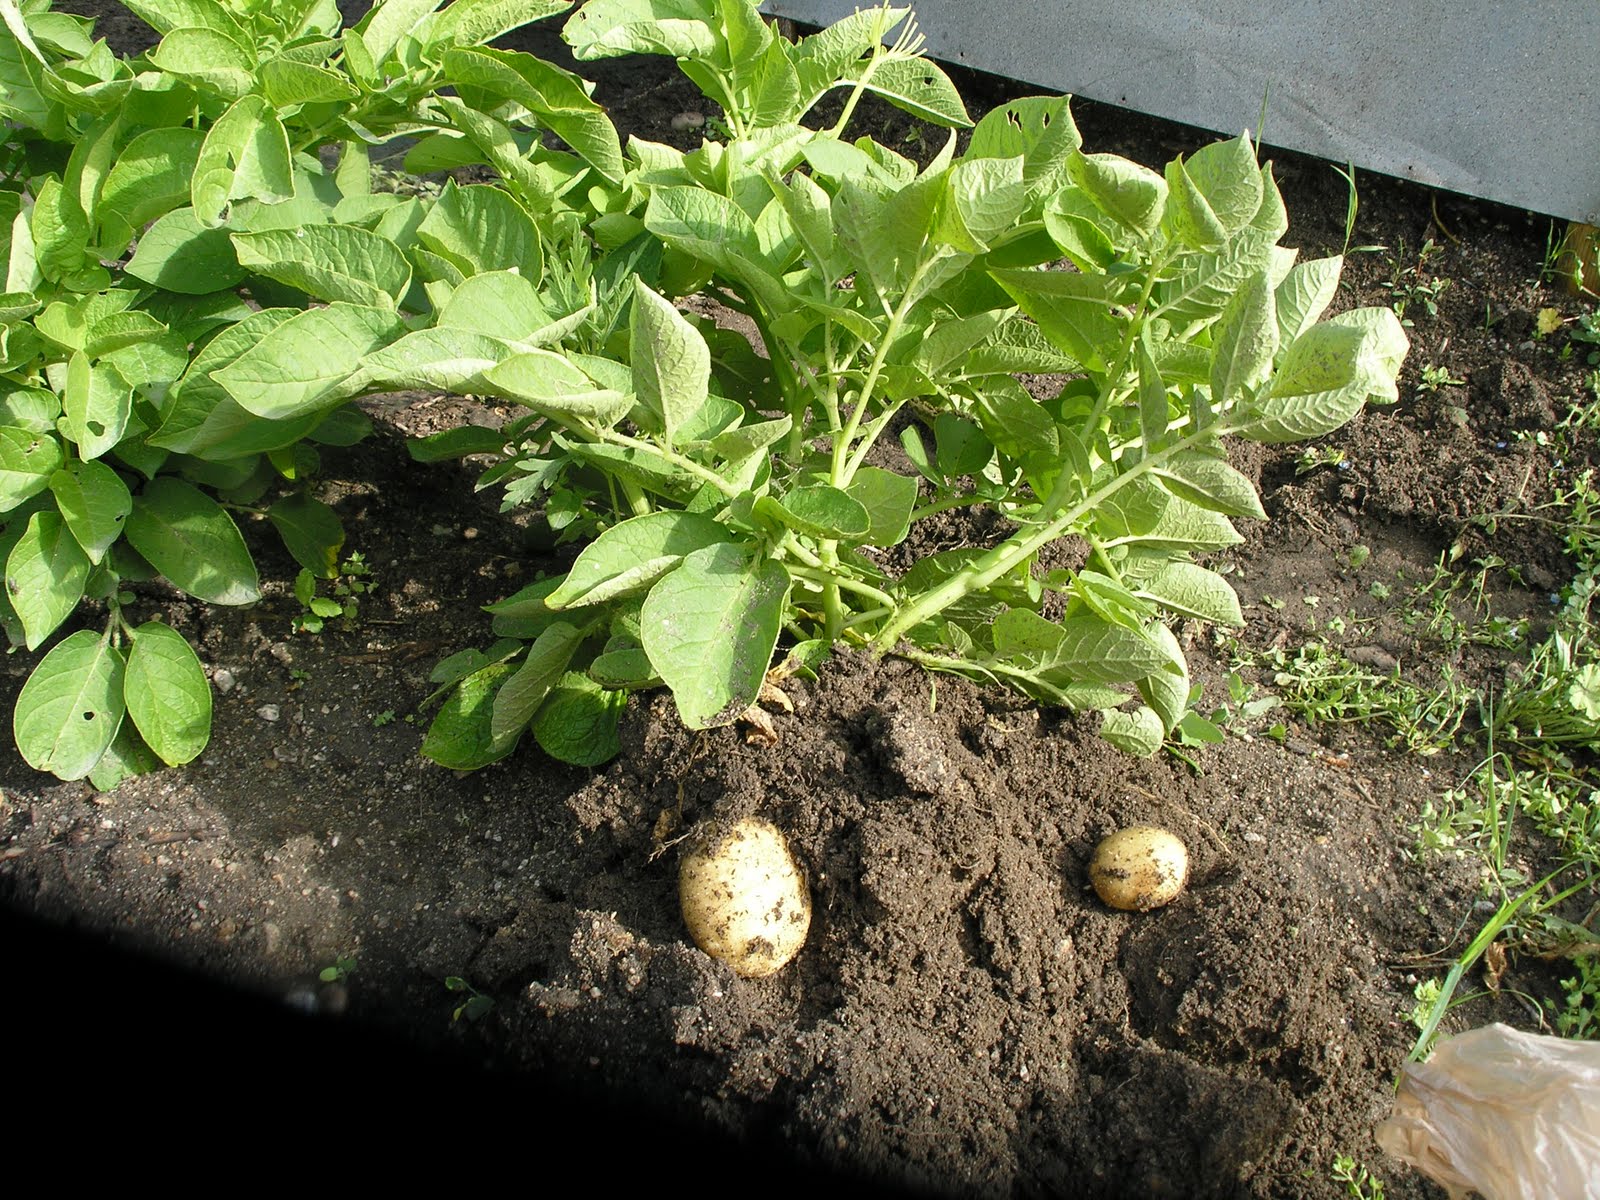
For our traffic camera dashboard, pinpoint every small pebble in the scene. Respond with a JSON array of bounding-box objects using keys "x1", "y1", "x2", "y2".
[
  {"x1": 257, "y1": 704, "x2": 280, "y2": 722},
  {"x1": 212, "y1": 667, "x2": 235, "y2": 693},
  {"x1": 670, "y1": 111, "x2": 706, "y2": 131}
]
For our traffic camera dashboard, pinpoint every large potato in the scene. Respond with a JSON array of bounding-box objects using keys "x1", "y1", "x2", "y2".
[
  {"x1": 1089, "y1": 825, "x2": 1189, "y2": 912},
  {"x1": 679, "y1": 817, "x2": 811, "y2": 977}
]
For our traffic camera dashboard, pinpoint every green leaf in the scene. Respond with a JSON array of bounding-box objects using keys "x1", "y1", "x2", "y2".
[
  {"x1": 933, "y1": 412, "x2": 991, "y2": 478},
  {"x1": 124, "y1": 619, "x2": 211, "y2": 766},
  {"x1": 545, "y1": 510, "x2": 731, "y2": 609},
  {"x1": 214, "y1": 302, "x2": 404, "y2": 420},
  {"x1": 415, "y1": 180, "x2": 541, "y2": 282},
  {"x1": 1184, "y1": 133, "x2": 1263, "y2": 235},
  {"x1": 990, "y1": 267, "x2": 1125, "y2": 372},
  {"x1": 150, "y1": 309, "x2": 322, "y2": 458},
  {"x1": 354, "y1": 0, "x2": 440, "y2": 63},
  {"x1": 1209, "y1": 268, "x2": 1278, "y2": 407},
  {"x1": 60, "y1": 352, "x2": 131, "y2": 460},
  {"x1": 124, "y1": 477, "x2": 260, "y2": 605},
  {"x1": 1098, "y1": 705, "x2": 1165, "y2": 756},
  {"x1": 844, "y1": 466, "x2": 917, "y2": 547},
  {"x1": 6, "y1": 510, "x2": 91, "y2": 649},
  {"x1": 483, "y1": 349, "x2": 633, "y2": 428},
  {"x1": 641, "y1": 542, "x2": 788, "y2": 728},
  {"x1": 1156, "y1": 226, "x2": 1278, "y2": 323},
  {"x1": 992, "y1": 607, "x2": 1170, "y2": 685},
  {"x1": 1236, "y1": 308, "x2": 1407, "y2": 443},
  {"x1": 436, "y1": 269, "x2": 553, "y2": 340},
  {"x1": 407, "y1": 425, "x2": 507, "y2": 463},
  {"x1": 1275, "y1": 255, "x2": 1343, "y2": 347},
  {"x1": 562, "y1": 0, "x2": 718, "y2": 60},
  {"x1": 421, "y1": 660, "x2": 519, "y2": 769},
  {"x1": 975, "y1": 381, "x2": 1059, "y2": 487},
  {"x1": 353, "y1": 327, "x2": 520, "y2": 395},
  {"x1": 87, "y1": 721, "x2": 165, "y2": 792},
  {"x1": 842, "y1": 53, "x2": 969, "y2": 128},
  {"x1": 0, "y1": 426, "x2": 64, "y2": 512},
  {"x1": 1163, "y1": 157, "x2": 1226, "y2": 249},
  {"x1": 759, "y1": 484, "x2": 871, "y2": 540},
  {"x1": 491, "y1": 619, "x2": 582, "y2": 740},
  {"x1": 588, "y1": 646, "x2": 658, "y2": 689},
  {"x1": 938, "y1": 155, "x2": 1027, "y2": 252},
  {"x1": 1136, "y1": 622, "x2": 1190, "y2": 734},
  {"x1": 259, "y1": 56, "x2": 360, "y2": 107},
  {"x1": 232, "y1": 225, "x2": 412, "y2": 309},
  {"x1": 1043, "y1": 190, "x2": 1118, "y2": 273},
  {"x1": 1067, "y1": 151, "x2": 1166, "y2": 236},
  {"x1": 531, "y1": 670, "x2": 625, "y2": 766},
  {"x1": 418, "y1": 0, "x2": 572, "y2": 48},
  {"x1": 1092, "y1": 474, "x2": 1169, "y2": 541},
  {"x1": 967, "y1": 95, "x2": 1080, "y2": 197},
  {"x1": 789, "y1": 6, "x2": 906, "y2": 105},
  {"x1": 629, "y1": 279, "x2": 711, "y2": 447},
  {"x1": 49, "y1": 458, "x2": 130, "y2": 563},
  {"x1": 191, "y1": 95, "x2": 293, "y2": 227},
  {"x1": 1153, "y1": 454, "x2": 1265, "y2": 520},
  {"x1": 149, "y1": 26, "x2": 254, "y2": 98},
  {"x1": 1136, "y1": 561, "x2": 1244, "y2": 626},
  {"x1": 98, "y1": 127, "x2": 205, "y2": 247},
  {"x1": 964, "y1": 317, "x2": 1081, "y2": 376},
  {"x1": 13, "y1": 629, "x2": 125, "y2": 780},
  {"x1": 643, "y1": 185, "x2": 762, "y2": 271},
  {"x1": 31, "y1": 176, "x2": 91, "y2": 285},
  {"x1": 124, "y1": 206, "x2": 247, "y2": 293},
  {"x1": 267, "y1": 493, "x2": 344, "y2": 578},
  {"x1": 1109, "y1": 494, "x2": 1242, "y2": 552},
  {"x1": 443, "y1": 46, "x2": 624, "y2": 183}
]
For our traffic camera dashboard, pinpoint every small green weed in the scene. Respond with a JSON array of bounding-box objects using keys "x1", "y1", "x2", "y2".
[
  {"x1": 1388, "y1": 238, "x2": 1451, "y2": 325},
  {"x1": 1330, "y1": 1154, "x2": 1387, "y2": 1200},
  {"x1": 294, "y1": 553, "x2": 377, "y2": 634},
  {"x1": 319, "y1": 955, "x2": 357, "y2": 984},
  {"x1": 445, "y1": 976, "x2": 495, "y2": 1022},
  {"x1": 1553, "y1": 955, "x2": 1600, "y2": 1038},
  {"x1": 1252, "y1": 640, "x2": 1470, "y2": 755},
  {"x1": 1417, "y1": 363, "x2": 1466, "y2": 393},
  {"x1": 1294, "y1": 446, "x2": 1347, "y2": 475}
]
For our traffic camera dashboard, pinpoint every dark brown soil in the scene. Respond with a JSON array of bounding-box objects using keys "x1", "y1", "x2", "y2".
[{"x1": 5, "y1": 3, "x2": 1597, "y2": 1193}]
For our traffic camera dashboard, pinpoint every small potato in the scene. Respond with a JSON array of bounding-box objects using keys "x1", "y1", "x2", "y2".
[
  {"x1": 1089, "y1": 825, "x2": 1189, "y2": 912},
  {"x1": 679, "y1": 817, "x2": 811, "y2": 977}
]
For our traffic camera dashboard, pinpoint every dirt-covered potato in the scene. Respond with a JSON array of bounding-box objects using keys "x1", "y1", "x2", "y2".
[
  {"x1": 679, "y1": 817, "x2": 811, "y2": 977},
  {"x1": 1089, "y1": 825, "x2": 1189, "y2": 912}
]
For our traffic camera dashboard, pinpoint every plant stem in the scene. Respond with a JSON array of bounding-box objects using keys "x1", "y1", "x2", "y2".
[
  {"x1": 785, "y1": 563, "x2": 897, "y2": 611},
  {"x1": 869, "y1": 422, "x2": 1232, "y2": 652},
  {"x1": 832, "y1": 257, "x2": 936, "y2": 489}
]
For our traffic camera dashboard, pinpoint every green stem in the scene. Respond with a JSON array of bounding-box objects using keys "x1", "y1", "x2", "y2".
[
  {"x1": 832, "y1": 257, "x2": 936, "y2": 488},
  {"x1": 785, "y1": 562, "x2": 897, "y2": 612},
  {"x1": 869, "y1": 421, "x2": 1234, "y2": 652},
  {"x1": 620, "y1": 478, "x2": 651, "y2": 518}
]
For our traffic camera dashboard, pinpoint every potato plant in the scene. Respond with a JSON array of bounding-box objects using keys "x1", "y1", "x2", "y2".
[
  {"x1": 0, "y1": 0, "x2": 1408, "y2": 781},
  {"x1": 0, "y1": 0, "x2": 615, "y2": 781},
  {"x1": 420, "y1": 0, "x2": 1408, "y2": 767}
]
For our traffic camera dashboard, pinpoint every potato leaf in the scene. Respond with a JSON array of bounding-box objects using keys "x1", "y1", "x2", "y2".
[
  {"x1": 13, "y1": 629, "x2": 124, "y2": 780},
  {"x1": 125, "y1": 620, "x2": 211, "y2": 766}
]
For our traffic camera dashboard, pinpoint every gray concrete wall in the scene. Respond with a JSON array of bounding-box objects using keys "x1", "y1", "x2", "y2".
[{"x1": 763, "y1": 1, "x2": 1600, "y2": 223}]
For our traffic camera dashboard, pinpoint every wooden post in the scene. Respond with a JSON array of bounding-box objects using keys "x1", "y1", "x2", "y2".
[{"x1": 1557, "y1": 223, "x2": 1600, "y2": 298}]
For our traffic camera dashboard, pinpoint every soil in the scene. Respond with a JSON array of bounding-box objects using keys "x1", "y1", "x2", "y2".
[{"x1": 5, "y1": 4, "x2": 1597, "y2": 1194}]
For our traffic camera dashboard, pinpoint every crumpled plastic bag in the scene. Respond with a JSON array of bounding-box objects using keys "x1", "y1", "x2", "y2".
[{"x1": 1376, "y1": 1022, "x2": 1600, "y2": 1200}]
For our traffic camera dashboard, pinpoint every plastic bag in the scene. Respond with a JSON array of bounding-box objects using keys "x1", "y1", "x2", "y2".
[{"x1": 1376, "y1": 1022, "x2": 1600, "y2": 1200}]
